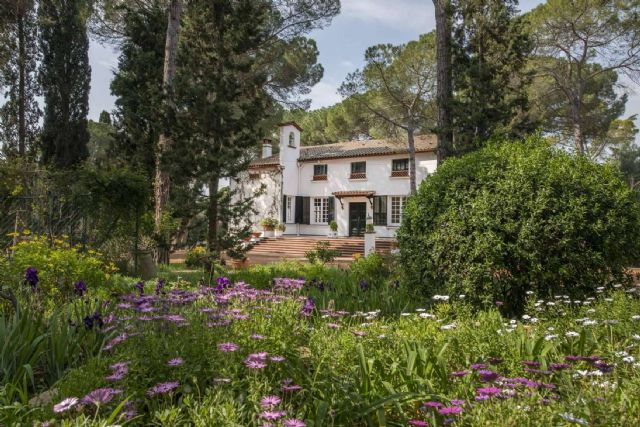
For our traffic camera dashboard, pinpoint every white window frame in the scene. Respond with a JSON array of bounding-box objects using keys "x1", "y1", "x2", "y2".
[
  {"x1": 312, "y1": 197, "x2": 329, "y2": 224},
  {"x1": 390, "y1": 196, "x2": 407, "y2": 225},
  {"x1": 285, "y1": 196, "x2": 293, "y2": 223}
]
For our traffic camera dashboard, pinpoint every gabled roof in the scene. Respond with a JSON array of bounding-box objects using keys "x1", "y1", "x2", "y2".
[{"x1": 248, "y1": 134, "x2": 437, "y2": 168}]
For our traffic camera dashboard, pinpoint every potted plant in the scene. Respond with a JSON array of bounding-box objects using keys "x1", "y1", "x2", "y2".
[
  {"x1": 227, "y1": 245, "x2": 248, "y2": 269},
  {"x1": 260, "y1": 217, "x2": 278, "y2": 238},
  {"x1": 364, "y1": 223, "x2": 376, "y2": 256},
  {"x1": 328, "y1": 220, "x2": 338, "y2": 237},
  {"x1": 275, "y1": 222, "x2": 286, "y2": 238}
]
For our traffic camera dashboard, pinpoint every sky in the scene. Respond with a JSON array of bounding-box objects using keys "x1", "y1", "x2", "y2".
[{"x1": 87, "y1": 0, "x2": 640, "y2": 127}]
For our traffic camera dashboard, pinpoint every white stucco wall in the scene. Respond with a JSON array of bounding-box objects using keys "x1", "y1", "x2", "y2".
[{"x1": 231, "y1": 168, "x2": 283, "y2": 229}]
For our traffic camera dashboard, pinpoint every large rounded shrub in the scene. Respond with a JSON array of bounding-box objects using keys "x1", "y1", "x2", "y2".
[{"x1": 398, "y1": 137, "x2": 640, "y2": 314}]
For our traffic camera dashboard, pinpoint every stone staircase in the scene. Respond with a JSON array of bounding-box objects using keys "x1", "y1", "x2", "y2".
[{"x1": 247, "y1": 236, "x2": 364, "y2": 259}]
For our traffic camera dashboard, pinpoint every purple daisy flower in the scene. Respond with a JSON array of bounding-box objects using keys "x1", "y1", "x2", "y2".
[
  {"x1": 450, "y1": 399, "x2": 465, "y2": 406},
  {"x1": 478, "y1": 370, "x2": 499, "y2": 382},
  {"x1": 81, "y1": 388, "x2": 122, "y2": 406},
  {"x1": 470, "y1": 363, "x2": 487, "y2": 370},
  {"x1": 259, "y1": 410, "x2": 286, "y2": 420},
  {"x1": 449, "y1": 370, "x2": 468, "y2": 377},
  {"x1": 260, "y1": 395, "x2": 282, "y2": 408},
  {"x1": 408, "y1": 421, "x2": 429, "y2": 426},
  {"x1": 477, "y1": 387, "x2": 502, "y2": 395},
  {"x1": 217, "y1": 342, "x2": 239, "y2": 352},
  {"x1": 283, "y1": 419, "x2": 306, "y2": 427},
  {"x1": 53, "y1": 397, "x2": 79, "y2": 413},
  {"x1": 439, "y1": 406, "x2": 463, "y2": 415},
  {"x1": 167, "y1": 357, "x2": 184, "y2": 366},
  {"x1": 423, "y1": 401, "x2": 443, "y2": 408},
  {"x1": 147, "y1": 381, "x2": 179, "y2": 397},
  {"x1": 245, "y1": 359, "x2": 267, "y2": 369},
  {"x1": 270, "y1": 355, "x2": 286, "y2": 362}
]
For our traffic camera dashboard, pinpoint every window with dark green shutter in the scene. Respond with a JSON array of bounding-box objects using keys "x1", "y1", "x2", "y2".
[{"x1": 373, "y1": 196, "x2": 387, "y2": 226}]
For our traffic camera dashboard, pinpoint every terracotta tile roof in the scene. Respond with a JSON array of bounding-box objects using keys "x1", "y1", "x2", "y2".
[
  {"x1": 332, "y1": 190, "x2": 376, "y2": 197},
  {"x1": 249, "y1": 154, "x2": 280, "y2": 168},
  {"x1": 248, "y1": 134, "x2": 436, "y2": 168},
  {"x1": 299, "y1": 134, "x2": 436, "y2": 162}
]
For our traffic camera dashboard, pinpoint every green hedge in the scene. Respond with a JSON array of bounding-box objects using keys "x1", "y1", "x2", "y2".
[{"x1": 398, "y1": 137, "x2": 640, "y2": 314}]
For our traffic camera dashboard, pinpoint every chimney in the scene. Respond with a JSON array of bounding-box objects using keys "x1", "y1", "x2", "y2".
[{"x1": 262, "y1": 139, "x2": 272, "y2": 158}]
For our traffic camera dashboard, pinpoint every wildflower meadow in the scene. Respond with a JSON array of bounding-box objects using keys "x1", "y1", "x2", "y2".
[{"x1": 3, "y1": 255, "x2": 640, "y2": 426}]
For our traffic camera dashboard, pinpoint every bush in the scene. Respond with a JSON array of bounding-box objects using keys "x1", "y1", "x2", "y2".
[
  {"x1": 398, "y1": 137, "x2": 640, "y2": 314},
  {"x1": 305, "y1": 241, "x2": 340, "y2": 265},
  {"x1": 185, "y1": 246, "x2": 207, "y2": 268},
  {"x1": 6, "y1": 235, "x2": 114, "y2": 303}
]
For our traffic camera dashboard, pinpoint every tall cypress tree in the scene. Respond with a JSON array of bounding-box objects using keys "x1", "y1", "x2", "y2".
[
  {"x1": 451, "y1": 0, "x2": 533, "y2": 153},
  {"x1": 39, "y1": 0, "x2": 91, "y2": 168},
  {"x1": 0, "y1": 0, "x2": 41, "y2": 158}
]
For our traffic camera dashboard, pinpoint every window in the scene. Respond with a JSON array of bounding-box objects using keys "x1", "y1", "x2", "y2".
[
  {"x1": 313, "y1": 164, "x2": 328, "y2": 180},
  {"x1": 373, "y1": 196, "x2": 387, "y2": 226},
  {"x1": 392, "y1": 158, "x2": 409, "y2": 171},
  {"x1": 351, "y1": 161, "x2": 366, "y2": 174},
  {"x1": 313, "y1": 197, "x2": 329, "y2": 224},
  {"x1": 288, "y1": 131, "x2": 296, "y2": 147},
  {"x1": 286, "y1": 196, "x2": 293, "y2": 223},
  {"x1": 390, "y1": 196, "x2": 407, "y2": 225}
]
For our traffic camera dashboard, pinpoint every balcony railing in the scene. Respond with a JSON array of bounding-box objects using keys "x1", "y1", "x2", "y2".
[
  {"x1": 312, "y1": 174, "x2": 328, "y2": 181},
  {"x1": 349, "y1": 172, "x2": 366, "y2": 180},
  {"x1": 391, "y1": 170, "x2": 409, "y2": 177}
]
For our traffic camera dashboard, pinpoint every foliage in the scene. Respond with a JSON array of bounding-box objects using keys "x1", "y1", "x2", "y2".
[
  {"x1": 398, "y1": 136, "x2": 640, "y2": 315},
  {"x1": 14, "y1": 273, "x2": 640, "y2": 426},
  {"x1": 526, "y1": 0, "x2": 640, "y2": 157},
  {"x1": 260, "y1": 217, "x2": 279, "y2": 230},
  {"x1": 329, "y1": 220, "x2": 338, "y2": 232},
  {"x1": 0, "y1": 0, "x2": 41, "y2": 158},
  {"x1": 184, "y1": 246, "x2": 207, "y2": 268},
  {"x1": 451, "y1": 0, "x2": 534, "y2": 153},
  {"x1": 5, "y1": 235, "x2": 114, "y2": 303},
  {"x1": 305, "y1": 240, "x2": 340, "y2": 265},
  {"x1": 39, "y1": 0, "x2": 91, "y2": 168}
]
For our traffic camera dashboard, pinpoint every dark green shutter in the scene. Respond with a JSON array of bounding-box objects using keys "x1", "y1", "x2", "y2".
[
  {"x1": 302, "y1": 197, "x2": 311, "y2": 224},
  {"x1": 295, "y1": 196, "x2": 304, "y2": 223},
  {"x1": 282, "y1": 196, "x2": 287, "y2": 223}
]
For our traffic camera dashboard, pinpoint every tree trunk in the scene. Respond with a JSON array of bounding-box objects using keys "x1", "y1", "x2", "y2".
[
  {"x1": 154, "y1": 0, "x2": 183, "y2": 263},
  {"x1": 433, "y1": 0, "x2": 453, "y2": 163},
  {"x1": 407, "y1": 128, "x2": 417, "y2": 195},
  {"x1": 207, "y1": 176, "x2": 220, "y2": 257},
  {"x1": 17, "y1": 13, "x2": 26, "y2": 156}
]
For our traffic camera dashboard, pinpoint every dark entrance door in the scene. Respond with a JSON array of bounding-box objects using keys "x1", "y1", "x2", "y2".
[{"x1": 349, "y1": 202, "x2": 367, "y2": 237}]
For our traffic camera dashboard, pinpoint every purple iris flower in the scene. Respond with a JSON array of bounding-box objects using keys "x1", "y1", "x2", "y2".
[
  {"x1": 134, "y1": 281, "x2": 144, "y2": 295},
  {"x1": 300, "y1": 297, "x2": 315, "y2": 316},
  {"x1": 74, "y1": 281, "x2": 87, "y2": 296},
  {"x1": 25, "y1": 267, "x2": 38, "y2": 290}
]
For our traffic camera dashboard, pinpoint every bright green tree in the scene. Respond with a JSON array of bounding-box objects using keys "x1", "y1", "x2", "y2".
[
  {"x1": 527, "y1": 0, "x2": 640, "y2": 156},
  {"x1": 39, "y1": 0, "x2": 91, "y2": 168}
]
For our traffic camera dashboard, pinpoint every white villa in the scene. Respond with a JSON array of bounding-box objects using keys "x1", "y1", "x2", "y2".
[{"x1": 231, "y1": 122, "x2": 438, "y2": 238}]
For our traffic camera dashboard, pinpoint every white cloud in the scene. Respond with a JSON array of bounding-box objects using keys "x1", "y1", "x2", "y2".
[
  {"x1": 309, "y1": 81, "x2": 342, "y2": 109},
  {"x1": 341, "y1": 0, "x2": 435, "y2": 32}
]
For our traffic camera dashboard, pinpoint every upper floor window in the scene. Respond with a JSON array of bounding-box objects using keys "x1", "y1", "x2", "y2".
[
  {"x1": 288, "y1": 131, "x2": 296, "y2": 147},
  {"x1": 313, "y1": 164, "x2": 328, "y2": 180},
  {"x1": 391, "y1": 158, "x2": 409, "y2": 177},
  {"x1": 390, "y1": 196, "x2": 407, "y2": 225},
  {"x1": 350, "y1": 161, "x2": 366, "y2": 179}
]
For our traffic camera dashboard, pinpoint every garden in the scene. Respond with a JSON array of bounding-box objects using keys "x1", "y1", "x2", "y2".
[{"x1": 2, "y1": 140, "x2": 640, "y2": 426}]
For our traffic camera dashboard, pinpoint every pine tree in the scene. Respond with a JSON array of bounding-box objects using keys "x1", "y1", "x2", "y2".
[
  {"x1": 0, "y1": 0, "x2": 41, "y2": 158},
  {"x1": 39, "y1": 0, "x2": 91, "y2": 168},
  {"x1": 451, "y1": 0, "x2": 533, "y2": 153}
]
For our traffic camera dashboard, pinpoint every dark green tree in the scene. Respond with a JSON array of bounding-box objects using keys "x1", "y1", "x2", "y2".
[
  {"x1": 109, "y1": 1, "x2": 166, "y2": 176},
  {"x1": 171, "y1": 0, "x2": 272, "y2": 254},
  {"x1": 39, "y1": 0, "x2": 91, "y2": 168},
  {"x1": 451, "y1": 0, "x2": 533, "y2": 153},
  {"x1": 0, "y1": 0, "x2": 41, "y2": 158}
]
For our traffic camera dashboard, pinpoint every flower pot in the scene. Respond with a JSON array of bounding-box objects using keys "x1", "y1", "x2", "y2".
[
  {"x1": 229, "y1": 258, "x2": 247, "y2": 269},
  {"x1": 263, "y1": 229, "x2": 274, "y2": 238}
]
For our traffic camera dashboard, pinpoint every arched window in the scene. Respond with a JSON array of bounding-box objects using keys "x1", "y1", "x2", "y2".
[{"x1": 288, "y1": 131, "x2": 296, "y2": 147}]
